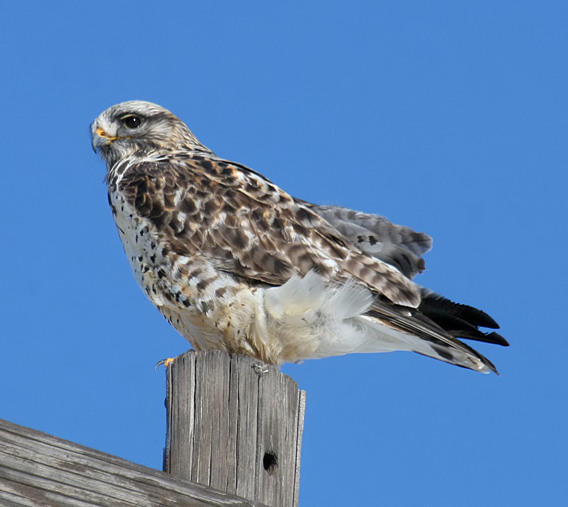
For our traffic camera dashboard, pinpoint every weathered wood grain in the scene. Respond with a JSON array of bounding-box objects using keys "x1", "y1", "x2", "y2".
[
  {"x1": 0, "y1": 418, "x2": 264, "y2": 506},
  {"x1": 164, "y1": 351, "x2": 306, "y2": 507}
]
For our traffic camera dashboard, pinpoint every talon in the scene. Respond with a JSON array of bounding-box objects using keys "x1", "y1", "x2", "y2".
[
  {"x1": 252, "y1": 362, "x2": 270, "y2": 375},
  {"x1": 155, "y1": 357, "x2": 175, "y2": 371}
]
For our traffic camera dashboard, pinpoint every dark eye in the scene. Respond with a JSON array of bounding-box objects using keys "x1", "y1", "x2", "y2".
[{"x1": 121, "y1": 115, "x2": 143, "y2": 129}]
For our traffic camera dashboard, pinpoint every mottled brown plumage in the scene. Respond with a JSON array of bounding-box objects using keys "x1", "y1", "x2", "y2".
[
  {"x1": 92, "y1": 101, "x2": 508, "y2": 372},
  {"x1": 112, "y1": 154, "x2": 420, "y2": 305}
]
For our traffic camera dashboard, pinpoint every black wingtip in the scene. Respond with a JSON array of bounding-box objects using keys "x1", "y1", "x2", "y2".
[
  {"x1": 418, "y1": 290, "x2": 508, "y2": 347},
  {"x1": 485, "y1": 332, "x2": 510, "y2": 347},
  {"x1": 461, "y1": 306, "x2": 500, "y2": 329}
]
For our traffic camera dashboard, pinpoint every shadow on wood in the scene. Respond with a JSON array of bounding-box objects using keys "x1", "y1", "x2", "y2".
[{"x1": 164, "y1": 350, "x2": 306, "y2": 507}]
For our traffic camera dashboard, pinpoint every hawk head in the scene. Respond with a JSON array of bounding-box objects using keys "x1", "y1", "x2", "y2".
[{"x1": 91, "y1": 100, "x2": 209, "y2": 167}]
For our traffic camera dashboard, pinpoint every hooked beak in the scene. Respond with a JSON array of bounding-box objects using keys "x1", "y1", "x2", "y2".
[{"x1": 91, "y1": 124, "x2": 118, "y2": 152}]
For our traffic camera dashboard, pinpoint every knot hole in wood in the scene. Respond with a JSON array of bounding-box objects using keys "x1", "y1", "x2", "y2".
[{"x1": 263, "y1": 451, "x2": 278, "y2": 475}]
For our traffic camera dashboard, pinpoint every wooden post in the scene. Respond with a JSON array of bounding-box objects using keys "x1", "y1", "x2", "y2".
[{"x1": 163, "y1": 350, "x2": 306, "y2": 507}]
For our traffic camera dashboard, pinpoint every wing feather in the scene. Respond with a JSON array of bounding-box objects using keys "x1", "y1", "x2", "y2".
[
  {"x1": 117, "y1": 155, "x2": 421, "y2": 307},
  {"x1": 302, "y1": 203, "x2": 432, "y2": 279}
]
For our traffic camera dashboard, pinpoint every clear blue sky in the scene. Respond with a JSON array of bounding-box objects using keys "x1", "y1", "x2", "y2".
[{"x1": 1, "y1": 2, "x2": 566, "y2": 505}]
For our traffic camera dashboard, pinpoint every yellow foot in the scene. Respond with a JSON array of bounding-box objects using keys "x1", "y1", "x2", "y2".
[{"x1": 155, "y1": 357, "x2": 175, "y2": 370}]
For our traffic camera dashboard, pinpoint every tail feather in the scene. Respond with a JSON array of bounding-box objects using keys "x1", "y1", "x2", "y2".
[
  {"x1": 262, "y1": 272, "x2": 504, "y2": 373},
  {"x1": 365, "y1": 308, "x2": 498, "y2": 374}
]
